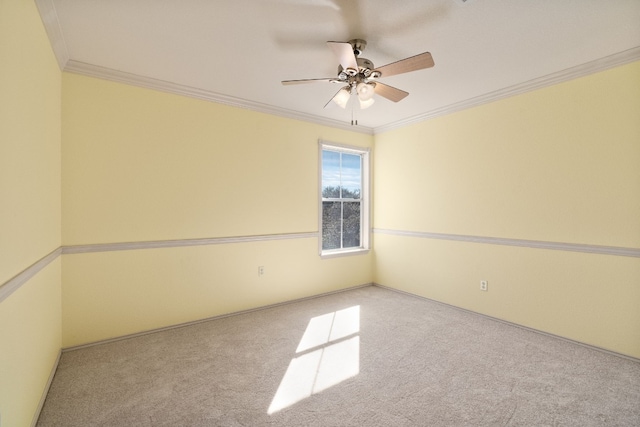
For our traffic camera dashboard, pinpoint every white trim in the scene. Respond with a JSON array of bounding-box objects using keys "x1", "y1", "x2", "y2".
[
  {"x1": 318, "y1": 140, "x2": 371, "y2": 155},
  {"x1": 320, "y1": 248, "x2": 370, "y2": 259},
  {"x1": 374, "y1": 46, "x2": 640, "y2": 134},
  {"x1": 0, "y1": 248, "x2": 62, "y2": 304},
  {"x1": 35, "y1": 0, "x2": 69, "y2": 70},
  {"x1": 62, "y1": 283, "x2": 373, "y2": 352},
  {"x1": 373, "y1": 283, "x2": 640, "y2": 363},
  {"x1": 0, "y1": 233, "x2": 318, "y2": 303},
  {"x1": 374, "y1": 228, "x2": 640, "y2": 258},
  {"x1": 318, "y1": 142, "x2": 324, "y2": 255},
  {"x1": 63, "y1": 61, "x2": 373, "y2": 135},
  {"x1": 2, "y1": 229, "x2": 637, "y2": 305},
  {"x1": 62, "y1": 232, "x2": 319, "y2": 254},
  {"x1": 31, "y1": 350, "x2": 61, "y2": 427}
]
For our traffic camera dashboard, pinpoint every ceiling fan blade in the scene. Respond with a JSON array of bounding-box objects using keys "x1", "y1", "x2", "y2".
[
  {"x1": 327, "y1": 41, "x2": 358, "y2": 71},
  {"x1": 374, "y1": 82, "x2": 409, "y2": 102},
  {"x1": 373, "y1": 52, "x2": 434, "y2": 78},
  {"x1": 282, "y1": 78, "x2": 340, "y2": 85}
]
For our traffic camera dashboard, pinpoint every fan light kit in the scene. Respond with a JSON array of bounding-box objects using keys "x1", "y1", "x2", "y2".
[{"x1": 282, "y1": 39, "x2": 434, "y2": 114}]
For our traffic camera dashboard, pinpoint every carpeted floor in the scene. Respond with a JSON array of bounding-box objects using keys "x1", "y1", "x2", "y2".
[{"x1": 37, "y1": 285, "x2": 640, "y2": 426}]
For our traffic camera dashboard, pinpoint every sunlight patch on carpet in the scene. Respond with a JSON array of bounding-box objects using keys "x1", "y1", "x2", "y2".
[{"x1": 268, "y1": 306, "x2": 360, "y2": 414}]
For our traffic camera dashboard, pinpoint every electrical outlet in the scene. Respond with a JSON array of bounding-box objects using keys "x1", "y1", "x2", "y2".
[
  {"x1": 480, "y1": 280, "x2": 488, "y2": 291},
  {"x1": 258, "y1": 266, "x2": 265, "y2": 276}
]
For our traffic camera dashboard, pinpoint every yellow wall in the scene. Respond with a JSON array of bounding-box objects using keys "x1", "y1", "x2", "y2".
[
  {"x1": 62, "y1": 239, "x2": 372, "y2": 347},
  {"x1": 0, "y1": 0, "x2": 62, "y2": 282},
  {"x1": 374, "y1": 61, "x2": 640, "y2": 358},
  {"x1": 3, "y1": 2, "x2": 639, "y2": 422},
  {"x1": 61, "y1": 73, "x2": 374, "y2": 347},
  {"x1": 0, "y1": 261, "x2": 62, "y2": 427},
  {"x1": 0, "y1": 0, "x2": 62, "y2": 425}
]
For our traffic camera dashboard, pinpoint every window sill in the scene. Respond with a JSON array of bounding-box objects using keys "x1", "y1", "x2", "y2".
[{"x1": 320, "y1": 248, "x2": 370, "y2": 259}]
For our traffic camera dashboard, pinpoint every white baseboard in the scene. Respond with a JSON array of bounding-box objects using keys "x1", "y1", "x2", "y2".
[
  {"x1": 62, "y1": 283, "x2": 372, "y2": 352},
  {"x1": 374, "y1": 283, "x2": 640, "y2": 363},
  {"x1": 31, "y1": 349, "x2": 61, "y2": 427}
]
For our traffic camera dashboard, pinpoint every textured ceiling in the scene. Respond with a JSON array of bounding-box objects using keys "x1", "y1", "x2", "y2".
[{"x1": 42, "y1": 0, "x2": 640, "y2": 132}]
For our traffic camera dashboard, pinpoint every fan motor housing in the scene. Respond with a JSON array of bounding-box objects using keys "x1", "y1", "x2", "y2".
[
  {"x1": 357, "y1": 57, "x2": 374, "y2": 70},
  {"x1": 338, "y1": 57, "x2": 375, "y2": 80}
]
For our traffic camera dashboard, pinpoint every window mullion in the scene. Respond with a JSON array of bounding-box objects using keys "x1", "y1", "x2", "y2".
[{"x1": 323, "y1": 198, "x2": 358, "y2": 202}]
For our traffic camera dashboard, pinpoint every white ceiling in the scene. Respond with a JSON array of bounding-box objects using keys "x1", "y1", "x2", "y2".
[{"x1": 40, "y1": 0, "x2": 640, "y2": 133}]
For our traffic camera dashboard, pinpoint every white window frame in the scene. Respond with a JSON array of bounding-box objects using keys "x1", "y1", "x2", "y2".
[{"x1": 318, "y1": 140, "x2": 370, "y2": 258}]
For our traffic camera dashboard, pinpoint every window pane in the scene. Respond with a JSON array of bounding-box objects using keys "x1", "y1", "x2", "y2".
[
  {"x1": 342, "y1": 201, "x2": 361, "y2": 248},
  {"x1": 319, "y1": 143, "x2": 368, "y2": 255},
  {"x1": 340, "y1": 153, "x2": 361, "y2": 199},
  {"x1": 322, "y1": 201, "x2": 341, "y2": 250},
  {"x1": 322, "y1": 150, "x2": 341, "y2": 198}
]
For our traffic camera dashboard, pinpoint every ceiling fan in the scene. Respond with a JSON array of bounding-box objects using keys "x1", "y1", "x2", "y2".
[{"x1": 282, "y1": 39, "x2": 434, "y2": 110}]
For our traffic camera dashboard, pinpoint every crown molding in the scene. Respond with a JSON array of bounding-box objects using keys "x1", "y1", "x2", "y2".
[
  {"x1": 63, "y1": 61, "x2": 374, "y2": 135},
  {"x1": 35, "y1": 0, "x2": 69, "y2": 70},
  {"x1": 36, "y1": 2, "x2": 639, "y2": 135},
  {"x1": 374, "y1": 46, "x2": 640, "y2": 134},
  {"x1": 64, "y1": 45, "x2": 640, "y2": 136}
]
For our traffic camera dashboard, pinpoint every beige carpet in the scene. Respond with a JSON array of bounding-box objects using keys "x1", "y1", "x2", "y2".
[{"x1": 37, "y1": 285, "x2": 640, "y2": 426}]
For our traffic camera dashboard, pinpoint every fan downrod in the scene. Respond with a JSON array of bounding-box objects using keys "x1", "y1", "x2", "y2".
[{"x1": 349, "y1": 39, "x2": 367, "y2": 56}]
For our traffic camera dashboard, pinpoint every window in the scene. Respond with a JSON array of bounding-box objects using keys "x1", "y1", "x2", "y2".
[{"x1": 319, "y1": 141, "x2": 369, "y2": 256}]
